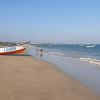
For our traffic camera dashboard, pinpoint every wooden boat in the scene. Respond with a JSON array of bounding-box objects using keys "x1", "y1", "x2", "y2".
[{"x1": 0, "y1": 44, "x2": 28, "y2": 55}]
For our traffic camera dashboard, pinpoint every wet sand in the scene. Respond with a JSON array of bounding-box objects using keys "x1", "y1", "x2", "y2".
[{"x1": 0, "y1": 55, "x2": 99, "y2": 100}]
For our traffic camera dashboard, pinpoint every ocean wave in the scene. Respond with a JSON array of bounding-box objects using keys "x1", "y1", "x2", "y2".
[
  {"x1": 47, "y1": 51, "x2": 64, "y2": 56},
  {"x1": 80, "y1": 57, "x2": 100, "y2": 66},
  {"x1": 46, "y1": 51, "x2": 100, "y2": 66},
  {"x1": 30, "y1": 45, "x2": 100, "y2": 66}
]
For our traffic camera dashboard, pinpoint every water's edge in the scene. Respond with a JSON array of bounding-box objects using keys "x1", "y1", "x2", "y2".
[{"x1": 28, "y1": 47, "x2": 100, "y2": 95}]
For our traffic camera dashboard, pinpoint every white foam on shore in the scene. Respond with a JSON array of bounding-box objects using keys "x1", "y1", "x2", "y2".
[
  {"x1": 46, "y1": 51, "x2": 100, "y2": 66},
  {"x1": 80, "y1": 57, "x2": 100, "y2": 66},
  {"x1": 30, "y1": 45, "x2": 100, "y2": 66}
]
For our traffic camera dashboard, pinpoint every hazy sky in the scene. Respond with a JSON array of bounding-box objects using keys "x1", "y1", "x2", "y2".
[{"x1": 0, "y1": 0, "x2": 100, "y2": 43}]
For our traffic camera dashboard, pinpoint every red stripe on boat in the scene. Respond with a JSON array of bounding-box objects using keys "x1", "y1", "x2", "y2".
[{"x1": 0, "y1": 48, "x2": 26, "y2": 55}]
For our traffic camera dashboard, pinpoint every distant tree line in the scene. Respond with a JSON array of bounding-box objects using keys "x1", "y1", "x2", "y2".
[{"x1": 0, "y1": 42, "x2": 17, "y2": 46}]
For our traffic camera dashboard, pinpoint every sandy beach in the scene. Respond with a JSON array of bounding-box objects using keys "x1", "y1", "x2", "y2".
[{"x1": 0, "y1": 54, "x2": 99, "y2": 100}]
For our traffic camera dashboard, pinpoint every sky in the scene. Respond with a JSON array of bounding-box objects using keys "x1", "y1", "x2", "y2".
[{"x1": 0, "y1": 0, "x2": 100, "y2": 44}]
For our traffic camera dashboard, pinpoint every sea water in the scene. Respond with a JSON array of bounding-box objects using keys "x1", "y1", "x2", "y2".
[
  {"x1": 28, "y1": 44, "x2": 100, "y2": 94},
  {"x1": 33, "y1": 44, "x2": 100, "y2": 65}
]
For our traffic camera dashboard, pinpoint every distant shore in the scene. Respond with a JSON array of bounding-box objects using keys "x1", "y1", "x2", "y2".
[
  {"x1": 0, "y1": 54, "x2": 99, "y2": 100},
  {"x1": 0, "y1": 42, "x2": 17, "y2": 46}
]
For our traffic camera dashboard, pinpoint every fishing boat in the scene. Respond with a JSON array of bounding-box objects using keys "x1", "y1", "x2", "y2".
[
  {"x1": 0, "y1": 43, "x2": 29, "y2": 55},
  {"x1": 86, "y1": 45, "x2": 95, "y2": 48}
]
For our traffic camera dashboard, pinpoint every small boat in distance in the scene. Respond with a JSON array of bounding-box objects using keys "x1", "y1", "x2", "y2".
[
  {"x1": 0, "y1": 42, "x2": 29, "y2": 55},
  {"x1": 86, "y1": 45, "x2": 95, "y2": 48}
]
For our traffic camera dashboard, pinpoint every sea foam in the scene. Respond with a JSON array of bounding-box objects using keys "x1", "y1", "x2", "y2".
[{"x1": 80, "y1": 57, "x2": 100, "y2": 66}]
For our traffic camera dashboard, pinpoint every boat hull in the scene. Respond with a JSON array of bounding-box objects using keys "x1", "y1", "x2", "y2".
[
  {"x1": 0, "y1": 48, "x2": 26, "y2": 55},
  {"x1": 0, "y1": 44, "x2": 28, "y2": 55}
]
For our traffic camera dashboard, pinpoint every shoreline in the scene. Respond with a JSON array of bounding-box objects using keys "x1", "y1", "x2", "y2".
[
  {"x1": 38, "y1": 53, "x2": 100, "y2": 94},
  {"x1": 0, "y1": 54, "x2": 99, "y2": 100}
]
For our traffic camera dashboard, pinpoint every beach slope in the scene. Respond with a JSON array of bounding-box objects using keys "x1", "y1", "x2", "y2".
[{"x1": 0, "y1": 55, "x2": 99, "y2": 100}]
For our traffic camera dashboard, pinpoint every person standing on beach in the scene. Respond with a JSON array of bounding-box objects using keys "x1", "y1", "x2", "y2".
[{"x1": 40, "y1": 48, "x2": 43, "y2": 57}]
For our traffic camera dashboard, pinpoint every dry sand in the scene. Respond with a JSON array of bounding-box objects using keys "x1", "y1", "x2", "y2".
[{"x1": 0, "y1": 54, "x2": 99, "y2": 100}]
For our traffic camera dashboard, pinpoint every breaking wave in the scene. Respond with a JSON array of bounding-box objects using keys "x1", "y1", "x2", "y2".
[
  {"x1": 80, "y1": 57, "x2": 100, "y2": 65},
  {"x1": 31, "y1": 44, "x2": 100, "y2": 66}
]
